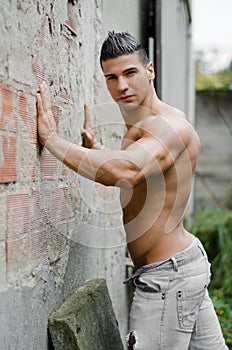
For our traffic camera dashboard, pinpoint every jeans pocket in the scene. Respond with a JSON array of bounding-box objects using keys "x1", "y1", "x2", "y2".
[
  {"x1": 135, "y1": 277, "x2": 161, "y2": 293},
  {"x1": 177, "y1": 287, "x2": 205, "y2": 331},
  {"x1": 135, "y1": 273, "x2": 170, "y2": 299}
]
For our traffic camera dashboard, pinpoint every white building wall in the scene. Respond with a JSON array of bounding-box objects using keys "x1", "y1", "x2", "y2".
[{"x1": 161, "y1": 0, "x2": 193, "y2": 118}]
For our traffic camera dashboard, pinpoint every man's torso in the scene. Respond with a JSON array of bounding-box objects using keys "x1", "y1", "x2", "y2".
[{"x1": 120, "y1": 111, "x2": 200, "y2": 268}]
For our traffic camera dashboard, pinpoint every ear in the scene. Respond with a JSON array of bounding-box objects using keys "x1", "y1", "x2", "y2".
[{"x1": 146, "y1": 62, "x2": 155, "y2": 81}]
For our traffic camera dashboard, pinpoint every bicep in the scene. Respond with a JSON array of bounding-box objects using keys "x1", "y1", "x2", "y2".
[
  {"x1": 79, "y1": 123, "x2": 189, "y2": 188},
  {"x1": 125, "y1": 130, "x2": 187, "y2": 178}
]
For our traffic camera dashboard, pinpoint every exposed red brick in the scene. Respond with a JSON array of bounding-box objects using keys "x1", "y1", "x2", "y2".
[
  {"x1": 19, "y1": 92, "x2": 37, "y2": 142},
  {"x1": 0, "y1": 133, "x2": 17, "y2": 183},
  {"x1": 7, "y1": 190, "x2": 30, "y2": 240},
  {"x1": 30, "y1": 189, "x2": 51, "y2": 230},
  {"x1": 32, "y1": 56, "x2": 46, "y2": 87},
  {"x1": 0, "y1": 83, "x2": 17, "y2": 133},
  {"x1": 0, "y1": 85, "x2": 39, "y2": 183},
  {"x1": 0, "y1": 84, "x2": 18, "y2": 183},
  {"x1": 18, "y1": 91, "x2": 29, "y2": 125},
  {"x1": 35, "y1": 184, "x2": 70, "y2": 227},
  {"x1": 17, "y1": 92, "x2": 38, "y2": 181},
  {"x1": 30, "y1": 187, "x2": 68, "y2": 265},
  {"x1": 51, "y1": 105, "x2": 61, "y2": 127},
  {"x1": 50, "y1": 186, "x2": 69, "y2": 223},
  {"x1": 39, "y1": 17, "x2": 47, "y2": 47},
  {"x1": 39, "y1": 151, "x2": 59, "y2": 180}
]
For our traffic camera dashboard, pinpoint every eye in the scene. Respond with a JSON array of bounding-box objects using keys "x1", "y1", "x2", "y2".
[
  {"x1": 126, "y1": 70, "x2": 136, "y2": 76},
  {"x1": 106, "y1": 75, "x2": 116, "y2": 81},
  {"x1": 126, "y1": 69, "x2": 137, "y2": 77}
]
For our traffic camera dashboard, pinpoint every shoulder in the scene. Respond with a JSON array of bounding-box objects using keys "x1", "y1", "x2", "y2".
[{"x1": 139, "y1": 112, "x2": 200, "y2": 153}]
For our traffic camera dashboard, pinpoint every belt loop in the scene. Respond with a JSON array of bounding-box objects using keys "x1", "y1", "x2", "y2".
[
  {"x1": 171, "y1": 257, "x2": 178, "y2": 272},
  {"x1": 198, "y1": 244, "x2": 205, "y2": 257}
]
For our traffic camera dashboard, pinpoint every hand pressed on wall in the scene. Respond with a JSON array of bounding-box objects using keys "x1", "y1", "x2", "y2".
[
  {"x1": 81, "y1": 103, "x2": 102, "y2": 150},
  {"x1": 36, "y1": 81, "x2": 57, "y2": 146}
]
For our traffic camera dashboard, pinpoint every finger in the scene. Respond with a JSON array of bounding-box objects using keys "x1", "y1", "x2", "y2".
[
  {"x1": 84, "y1": 102, "x2": 93, "y2": 129},
  {"x1": 81, "y1": 128, "x2": 87, "y2": 136},
  {"x1": 39, "y1": 81, "x2": 52, "y2": 112},
  {"x1": 81, "y1": 129, "x2": 89, "y2": 147},
  {"x1": 81, "y1": 129, "x2": 91, "y2": 139},
  {"x1": 36, "y1": 93, "x2": 44, "y2": 115}
]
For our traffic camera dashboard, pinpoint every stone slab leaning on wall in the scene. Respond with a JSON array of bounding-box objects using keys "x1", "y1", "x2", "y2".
[{"x1": 48, "y1": 278, "x2": 124, "y2": 350}]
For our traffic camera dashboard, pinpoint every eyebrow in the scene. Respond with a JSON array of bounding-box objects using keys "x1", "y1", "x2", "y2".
[
  {"x1": 104, "y1": 66, "x2": 138, "y2": 78},
  {"x1": 124, "y1": 67, "x2": 138, "y2": 73}
]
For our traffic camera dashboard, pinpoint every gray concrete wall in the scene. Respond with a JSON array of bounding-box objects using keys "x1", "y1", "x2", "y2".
[{"x1": 195, "y1": 91, "x2": 232, "y2": 211}]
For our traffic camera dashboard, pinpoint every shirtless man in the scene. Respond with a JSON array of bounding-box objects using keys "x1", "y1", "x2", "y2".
[{"x1": 37, "y1": 32, "x2": 227, "y2": 350}]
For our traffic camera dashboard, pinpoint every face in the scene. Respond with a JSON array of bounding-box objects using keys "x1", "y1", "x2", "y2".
[{"x1": 102, "y1": 52, "x2": 154, "y2": 109}]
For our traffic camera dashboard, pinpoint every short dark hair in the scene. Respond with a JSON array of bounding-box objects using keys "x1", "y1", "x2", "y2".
[{"x1": 100, "y1": 31, "x2": 149, "y2": 69}]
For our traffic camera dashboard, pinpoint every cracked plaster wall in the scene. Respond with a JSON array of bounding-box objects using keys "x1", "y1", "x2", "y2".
[{"x1": 0, "y1": 1, "x2": 141, "y2": 348}]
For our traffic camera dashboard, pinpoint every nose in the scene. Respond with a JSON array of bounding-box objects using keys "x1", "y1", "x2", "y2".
[{"x1": 117, "y1": 77, "x2": 129, "y2": 94}]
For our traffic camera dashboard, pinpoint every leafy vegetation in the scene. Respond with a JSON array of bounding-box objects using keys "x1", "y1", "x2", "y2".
[
  {"x1": 193, "y1": 49, "x2": 232, "y2": 348},
  {"x1": 195, "y1": 51, "x2": 232, "y2": 91},
  {"x1": 210, "y1": 289, "x2": 232, "y2": 348},
  {"x1": 191, "y1": 209, "x2": 232, "y2": 296},
  {"x1": 188, "y1": 209, "x2": 232, "y2": 348}
]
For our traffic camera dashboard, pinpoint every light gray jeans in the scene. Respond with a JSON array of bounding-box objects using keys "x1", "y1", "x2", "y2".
[{"x1": 127, "y1": 238, "x2": 228, "y2": 350}]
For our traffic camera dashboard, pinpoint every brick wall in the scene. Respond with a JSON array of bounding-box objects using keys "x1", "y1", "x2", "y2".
[
  {"x1": 0, "y1": 0, "x2": 88, "y2": 287},
  {"x1": 0, "y1": 1, "x2": 143, "y2": 347}
]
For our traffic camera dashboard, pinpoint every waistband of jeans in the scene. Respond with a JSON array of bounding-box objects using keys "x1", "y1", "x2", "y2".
[{"x1": 124, "y1": 238, "x2": 205, "y2": 283}]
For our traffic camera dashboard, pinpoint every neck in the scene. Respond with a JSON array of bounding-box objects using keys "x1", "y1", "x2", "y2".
[{"x1": 120, "y1": 87, "x2": 162, "y2": 129}]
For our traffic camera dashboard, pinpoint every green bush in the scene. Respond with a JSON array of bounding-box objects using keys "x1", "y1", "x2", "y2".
[
  {"x1": 190, "y1": 209, "x2": 232, "y2": 297},
  {"x1": 210, "y1": 289, "x2": 232, "y2": 348},
  {"x1": 188, "y1": 209, "x2": 232, "y2": 349}
]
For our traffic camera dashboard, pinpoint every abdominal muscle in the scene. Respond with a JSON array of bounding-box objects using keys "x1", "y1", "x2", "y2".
[
  {"x1": 121, "y1": 170, "x2": 195, "y2": 269},
  {"x1": 125, "y1": 220, "x2": 194, "y2": 269}
]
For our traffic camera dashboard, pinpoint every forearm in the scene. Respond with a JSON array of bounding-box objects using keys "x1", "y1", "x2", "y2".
[
  {"x1": 45, "y1": 132, "x2": 90, "y2": 173},
  {"x1": 44, "y1": 132, "x2": 142, "y2": 187},
  {"x1": 41, "y1": 130, "x2": 177, "y2": 188}
]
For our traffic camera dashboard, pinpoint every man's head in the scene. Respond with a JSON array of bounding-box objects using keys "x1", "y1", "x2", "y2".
[
  {"x1": 100, "y1": 31, "x2": 155, "y2": 110},
  {"x1": 100, "y1": 31, "x2": 149, "y2": 69}
]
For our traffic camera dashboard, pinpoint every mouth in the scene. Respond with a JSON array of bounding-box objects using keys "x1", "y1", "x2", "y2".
[{"x1": 118, "y1": 94, "x2": 134, "y2": 102}]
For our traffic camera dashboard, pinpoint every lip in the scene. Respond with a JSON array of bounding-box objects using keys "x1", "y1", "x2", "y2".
[{"x1": 118, "y1": 95, "x2": 134, "y2": 102}]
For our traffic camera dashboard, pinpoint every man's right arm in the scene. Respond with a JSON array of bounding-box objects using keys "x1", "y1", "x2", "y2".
[{"x1": 37, "y1": 82, "x2": 192, "y2": 189}]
